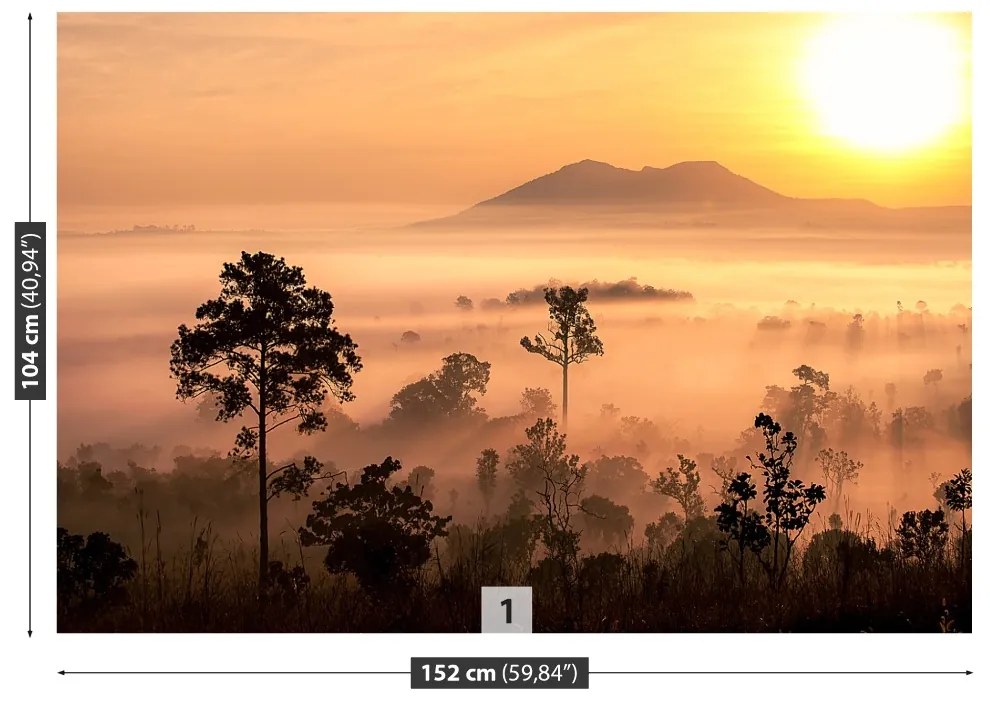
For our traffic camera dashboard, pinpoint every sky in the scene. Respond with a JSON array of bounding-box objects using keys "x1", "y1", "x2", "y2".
[{"x1": 57, "y1": 12, "x2": 972, "y2": 221}]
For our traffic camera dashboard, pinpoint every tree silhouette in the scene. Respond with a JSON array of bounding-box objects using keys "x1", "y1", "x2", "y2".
[
  {"x1": 520, "y1": 386, "x2": 557, "y2": 420},
  {"x1": 713, "y1": 472, "x2": 769, "y2": 585},
  {"x1": 829, "y1": 387, "x2": 882, "y2": 444},
  {"x1": 889, "y1": 406, "x2": 935, "y2": 450},
  {"x1": 454, "y1": 295, "x2": 474, "y2": 311},
  {"x1": 58, "y1": 527, "x2": 137, "y2": 612},
  {"x1": 846, "y1": 313, "x2": 865, "y2": 351},
  {"x1": 923, "y1": 368, "x2": 943, "y2": 397},
  {"x1": 508, "y1": 418, "x2": 587, "y2": 572},
  {"x1": 652, "y1": 455, "x2": 704, "y2": 521},
  {"x1": 587, "y1": 454, "x2": 649, "y2": 499},
  {"x1": 388, "y1": 352, "x2": 490, "y2": 427},
  {"x1": 579, "y1": 494, "x2": 634, "y2": 548},
  {"x1": 617, "y1": 415, "x2": 662, "y2": 456},
  {"x1": 751, "y1": 413, "x2": 825, "y2": 586},
  {"x1": 500, "y1": 490, "x2": 540, "y2": 573},
  {"x1": 815, "y1": 447, "x2": 863, "y2": 503},
  {"x1": 896, "y1": 509, "x2": 949, "y2": 566},
  {"x1": 266, "y1": 560, "x2": 310, "y2": 604},
  {"x1": 520, "y1": 286, "x2": 604, "y2": 426},
  {"x1": 802, "y1": 524, "x2": 887, "y2": 596},
  {"x1": 299, "y1": 457, "x2": 451, "y2": 592},
  {"x1": 715, "y1": 413, "x2": 825, "y2": 587},
  {"x1": 789, "y1": 364, "x2": 835, "y2": 452},
  {"x1": 944, "y1": 468, "x2": 972, "y2": 571},
  {"x1": 399, "y1": 465, "x2": 437, "y2": 500},
  {"x1": 644, "y1": 511, "x2": 684, "y2": 555},
  {"x1": 399, "y1": 330, "x2": 422, "y2": 346},
  {"x1": 599, "y1": 402, "x2": 621, "y2": 420},
  {"x1": 169, "y1": 251, "x2": 361, "y2": 593},
  {"x1": 475, "y1": 448, "x2": 499, "y2": 516},
  {"x1": 710, "y1": 455, "x2": 737, "y2": 504},
  {"x1": 77, "y1": 462, "x2": 112, "y2": 499}
]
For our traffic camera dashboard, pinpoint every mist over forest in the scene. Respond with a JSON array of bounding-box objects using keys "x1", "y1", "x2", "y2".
[{"x1": 57, "y1": 219, "x2": 971, "y2": 632}]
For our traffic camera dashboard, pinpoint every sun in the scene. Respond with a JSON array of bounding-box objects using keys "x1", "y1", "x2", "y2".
[{"x1": 802, "y1": 15, "x2": 966, "y2": 152}]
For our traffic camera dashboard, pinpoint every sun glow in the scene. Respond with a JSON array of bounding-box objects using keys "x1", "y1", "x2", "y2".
[{"x1": 802, "y1": 15, "x2": 967, "y2": 152}]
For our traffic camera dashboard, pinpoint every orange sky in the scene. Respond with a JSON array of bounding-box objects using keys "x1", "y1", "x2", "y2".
[{"x1": 58, "y1": 12, "x2": 971, "y2": 217}]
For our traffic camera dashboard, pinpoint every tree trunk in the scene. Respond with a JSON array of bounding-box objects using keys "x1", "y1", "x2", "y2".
[
  {"x1": 739, "y1": 501, "x2": 747, "y2": 586},
  {"x1": 258, "y1": 352, "x2": 269, "y2": 597},
  {"x1": 561, "y1": 362, "x2": 569, "y2": 429},
  {"x1": 258, "y1": 414, "x2": 268, "y2": 595},
  {"x1": 961, "y1": 510, "x2": 967, "y2": 577}
]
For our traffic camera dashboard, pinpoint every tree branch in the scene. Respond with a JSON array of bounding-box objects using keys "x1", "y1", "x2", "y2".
[{"x1": 265, "y1": 412, "x2": 302, "y2": 435}]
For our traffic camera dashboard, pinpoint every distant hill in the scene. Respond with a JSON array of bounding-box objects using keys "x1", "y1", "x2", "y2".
[
  {"x1": 478, "y1": 159, "x2": 790, "y2": 207},
  {"x1": 411, "y1": 159, "x2": 970, "y2": 232}
]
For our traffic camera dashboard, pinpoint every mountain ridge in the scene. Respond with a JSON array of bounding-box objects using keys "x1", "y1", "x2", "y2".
[
  {"x1": 477, "y1": 159, "x2": 795, "y2": 208},
  {"x1": 411, "y1": 159, "x2": 969, "y2": 232}
]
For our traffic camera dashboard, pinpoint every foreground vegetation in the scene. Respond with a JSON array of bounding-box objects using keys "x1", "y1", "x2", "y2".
[
  {"x1": 58, "y1": 417, "x2": 971, "y2": 633},
  {"x1": 57, "y1": 515, "x2": 971, "y2": 633}
]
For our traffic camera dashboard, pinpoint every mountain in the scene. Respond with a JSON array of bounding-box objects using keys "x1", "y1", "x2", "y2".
[
  {"x1": 476, "y1": 159, "x2": 790, "y2": 208},
  {"x1": 411, "y1": 159, "x2": 969, "y2": 232}
]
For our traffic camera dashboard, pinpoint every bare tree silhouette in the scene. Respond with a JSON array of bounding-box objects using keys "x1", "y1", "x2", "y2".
[
  {"x1": 815, "y1": 447, "x2": 863, "y2": 503},
  {"x1": 508, "y1": 418, "x2": 587, "y2": 573}
]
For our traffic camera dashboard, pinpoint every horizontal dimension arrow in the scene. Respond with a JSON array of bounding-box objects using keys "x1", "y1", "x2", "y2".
[
  {"x1": 60, "y1": 670, "x2": 409, "y2": 676},
  {"x1": 60, "y1": 669, "x2": 970, "y2": 676},
  {"x1": 591, "y1": 670, "x2": 971, "y2": 676}
]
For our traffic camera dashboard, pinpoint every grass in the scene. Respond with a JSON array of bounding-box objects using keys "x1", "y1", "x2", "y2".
[{"x1": 58, "y1": 519, "x2": 970, "y2": 633}]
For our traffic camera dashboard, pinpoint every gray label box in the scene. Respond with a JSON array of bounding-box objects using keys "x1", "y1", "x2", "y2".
[
  {"x1": 411, "y1": 657, "x2": 589, "y2": 689},
  {"x1": 481, "y1": 586, "x2": 532, "y2": 633},
  {"x1": 14, "y1": 222, "x2": 45, "y2": 401}
]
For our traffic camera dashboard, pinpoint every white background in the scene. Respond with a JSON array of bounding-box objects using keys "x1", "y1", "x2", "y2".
[{"x1": 0, "y1": 1, "x2": 984, "y2": 707}]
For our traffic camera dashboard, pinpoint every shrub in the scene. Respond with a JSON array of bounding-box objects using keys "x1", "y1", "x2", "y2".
[
  {"x1": 896, "y1": 509, "x2": 949, "y2": 565},
  {"x1": 57, "y1": 527, "x2": 137, "y2": 610},
  {"x1": 299, "y1": 457, "x2": 451, "y2": 591}
]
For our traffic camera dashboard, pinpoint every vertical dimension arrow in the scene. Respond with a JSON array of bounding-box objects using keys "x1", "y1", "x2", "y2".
[
  {"x1": 29, "y1": 13, "x2": 32, "y2": 223},
  {"x1": 27, "y1": 11, "x2": 33, "y2": 640},
  {"x1": 17, "y1": 11, "x2": 45, "y2": 639}
]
